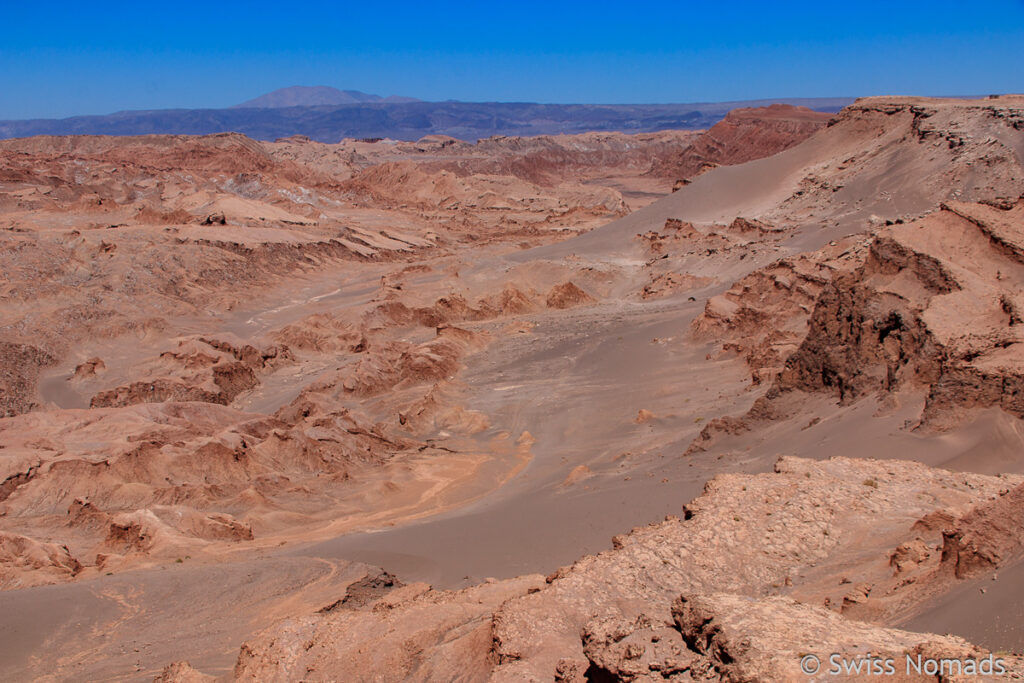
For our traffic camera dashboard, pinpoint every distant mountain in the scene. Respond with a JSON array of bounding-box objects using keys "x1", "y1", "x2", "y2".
[
  {"x1": 233, "y1": 86, "x2": 420, "y2": 108},
  {"x1": 0, "y1": 98, "x2": 854, "y2": 143}
]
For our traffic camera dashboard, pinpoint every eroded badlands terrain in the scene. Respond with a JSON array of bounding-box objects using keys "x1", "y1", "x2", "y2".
[{"x1": 2, "y1": 98, "x2": 1024, "y2": 681}]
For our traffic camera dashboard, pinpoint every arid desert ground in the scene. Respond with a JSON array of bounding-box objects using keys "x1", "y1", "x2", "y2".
[{"x1": 2, "y1": 97, "x2": 1024, "y2": 681}]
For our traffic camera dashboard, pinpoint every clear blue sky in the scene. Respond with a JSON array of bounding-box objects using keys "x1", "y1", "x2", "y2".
[{"x1": 1, "y1": 0, "x2": 1022, "y2": 119}]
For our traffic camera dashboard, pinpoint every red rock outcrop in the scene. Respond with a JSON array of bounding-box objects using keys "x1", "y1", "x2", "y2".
[
  {"x1": 649, "y1": 104, "x2": 832, "y2": 181},
  {"x1": 777, "y1": 201, "x2": 1024, "y2": 428},
  {"x1": 90, "y1": 337, "x2": 291, "y2": 408},
  {"x1": 233, "y1": 575, "x2": 545, "y2": 683},
  {"x1": 691, "y1": 236, "x2": 868, "y2": 382},
  {"x1": 939, "y1": 481, "x2": 1024, "y2": 579},
  {"x1": 0, "y1": 531, "x2": 81, "y2": 588},
  {"x1": 0, "y1": 342, "x2": 54, "y2": 416},
  {"x1": 546, "y1": 281, "x2": 596, "y2": 309}
]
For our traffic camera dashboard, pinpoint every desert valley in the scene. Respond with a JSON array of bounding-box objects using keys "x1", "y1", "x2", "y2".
[{"x1": 1, "y1": 92, "x2": 1024, "y2": 682}]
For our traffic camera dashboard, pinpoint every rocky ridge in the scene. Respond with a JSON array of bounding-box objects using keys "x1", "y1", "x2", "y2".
[{"x1": 210, "y1": 456, "x2": 1024, "y2": 681}]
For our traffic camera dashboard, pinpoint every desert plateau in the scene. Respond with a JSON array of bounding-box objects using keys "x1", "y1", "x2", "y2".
[{"x1": 3, "y1": 20, "x2": 1024, "y2": 679}]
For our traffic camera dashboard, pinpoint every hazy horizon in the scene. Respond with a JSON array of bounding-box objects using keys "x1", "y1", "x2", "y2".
[
  {"x1": 0, "y1": 88, "x2": 861, "y2": 121},
  {"x1": 1, "y1": 0, "x2": 1022, "y2": 119}
]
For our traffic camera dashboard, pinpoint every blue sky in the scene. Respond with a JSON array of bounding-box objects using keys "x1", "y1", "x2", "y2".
[{"x1": 1, "y1": 0, "x2": 1022, "y2": 119}]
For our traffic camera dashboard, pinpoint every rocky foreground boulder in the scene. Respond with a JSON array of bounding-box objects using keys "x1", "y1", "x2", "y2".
[{"x1": 150, "y1": 455, "x2": 1024, "y2": 681}]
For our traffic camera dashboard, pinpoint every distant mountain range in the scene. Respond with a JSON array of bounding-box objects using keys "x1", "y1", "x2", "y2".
[
  {"x1": 0, "y1": 88, "x2": 854, "y2": 142},
  {"x1": 232, "y1": 86, "x2": 421, "y2": 108}
]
